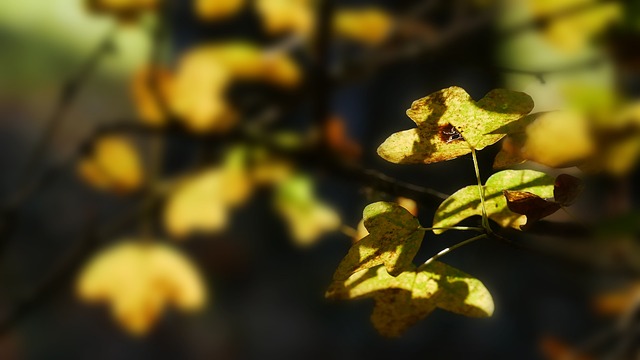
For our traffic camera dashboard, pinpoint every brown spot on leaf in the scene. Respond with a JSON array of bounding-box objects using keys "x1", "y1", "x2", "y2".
[{"x1": 438, "y1": 123, "x2": 464, "y2": 143}]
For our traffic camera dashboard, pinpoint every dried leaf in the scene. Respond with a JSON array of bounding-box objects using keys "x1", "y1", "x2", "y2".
[
  {"x1": 433, "y1": 170, "x2": 555, "y2": 232},
  {"x1": 326, "y1": 262, "x2": 493, "y2": 337},
  {"x1": 77, "y1": 241, "x2": 207, "y2": 335},
  {"x1": 553, "y1": 174, "x2": 583, "y2": 206},
  {"x1": 333, "y1": 202, "x2": 422, "y2": 280},
  {"x1": 377, "y1": 87, "x2": 533, "y2": 164},
  {"x1": 504, "y1": 190, "x2": 561, "y2": 230}
]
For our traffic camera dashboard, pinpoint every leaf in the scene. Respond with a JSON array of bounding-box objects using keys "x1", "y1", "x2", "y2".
[
  {"x1": 433, "y1": 170, "x2": 555, "y2": 232},
  {"x1": 333, "y1": 202, "x2": 422, "y2": 280},
  {"x1": 503, "y1": 190, "x2": 561, "y2": 230},
  {"x1": 255, "y1": 0, "x2": 314, "y2": 36},
  {"x1": 163, "y1": 147, "x2": 253, "y2": 238},
  {"x1": 131, "y1": 66, "x2": 172, "y2": 127},
  {"x1": 493, "y1": 111, "x2": 596, "y2": 168},
  {"x1": 77, "y1": 241, "x2": 207, "y2": 335},
  {"x1": 326, "y1": 262, "x2": 494, "y2": 337},
  {"x1": 377, "y1": 86, "x2": 533, "y2": 164},
  {"x1": 275, "y1": 174, "x2": 340, "y2": 246},
  {"x1": 194, "y1": 0, "x2": 245, "y2": 21},
  {"x1": 77, "y1": 135, "x2": 144, "y2": 194},
  {"x1": 334, "y1": 7, "x2": 392, "y2": 46}
]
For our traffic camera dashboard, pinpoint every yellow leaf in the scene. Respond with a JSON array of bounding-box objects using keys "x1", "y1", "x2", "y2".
[
  {"x1": 275, "y1": 175, "x2": 340, "y2": 246},
  {"x1": 77, "y1": 241, "x2": 207, "y2": 335},
  {"x1": 334, "y1": 8, "x2": 393, "y2": 46},
  {"x1": 255, "y1": 0, "x2": 314, "y2": 37},
  {"x1": 194, "y1": 0, "x2": 245, "y2": 21},
  {"x1": 77, "y1": 135, "x2": 144, "y2": 194},
  {"x1": 164, "y1": 148, "x2": 253, "y2": 238},
  {"x1": 131, "y1": 66, "x2": 172, "y2": 127},
  {"x1": 530, "y1": 0, "x2": 621, "y2": 53}
]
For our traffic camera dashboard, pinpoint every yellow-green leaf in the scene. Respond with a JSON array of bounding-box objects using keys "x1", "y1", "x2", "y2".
[
  {"x1": 377, "y1": 86, "x2": 533, "y2": 164},
  {"x1": 433, "y1": 170, "x2": 555, "y2": 232},
  {"x1": 326, "y1": 262, "x2": 493, "y2": 337},
  {"x1": 333, "y1": 202, "x2": 422, "y2": 280}
]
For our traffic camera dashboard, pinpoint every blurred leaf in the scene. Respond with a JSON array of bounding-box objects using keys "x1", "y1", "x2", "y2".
[
  {"x1": 275, "y1": 174, "x2": 340, "y2": 246},
  {"x1": 493, "y1": 111, "x2": 595, "y2": 168},
  {"x1": 77, "y1": 241, "x2": 207, "y2": 335},
  {"x1": 194, "y1": 0, "x2": 245, "y2": 21},
  {"x1": 433, "y1": 170, "x2": 555, "y2": 232},
  {"x1": 540, "y1": 336, "x2": 593, "y2": 360},
  {"x1": 86, "y1": 0, "x2": 159, "y2": 22},
  {"x1": 531, "y1": 0, "x2": 621, "y2": 53},
  {"x1": 377, "y1": 87, "x2": 533, "y2": 164},
  {"x1": 255, "y1": 0, "x2": 313, "y2": 36},
  {"x1": 326, "y1": 262, "x2": 493, "y2": 337},
  {"x1": 334, "y1": 7, "x2": 393, "y2": 46},
  {"x1": 334, "y1": 202, "x2": 422, "y2": 280},
  {"x1": 593, "y1": 282, "x2": 640, "y2": 316},
  {"x1": 164, "y1": 147, "x2": 253, "y2": 238},
  {"x1": 131, "y1": 65, "x2": 172, "y2": 127},
  {"x1": 77, "y1": 135, "x2": 144, "y2": 194},
  {"x1": 324, "y1": 116, "x2": 362, "y2": 160}
]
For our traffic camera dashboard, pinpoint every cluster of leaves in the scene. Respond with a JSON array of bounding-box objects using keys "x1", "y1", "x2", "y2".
[{"x1": 326, "y1": 86, "x2": 591, "y2": 337}]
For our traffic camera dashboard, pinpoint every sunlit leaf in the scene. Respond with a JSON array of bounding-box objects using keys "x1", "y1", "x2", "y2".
[
  {"x1": 77, "y1": 241, "x2": 207, "y2": 335},
  {"x1": 334, "y1": 8, "x2": 393, "y2": 46},
  {"x1": 194, "y1": 0, "x2": 245, "y2": 21},
  {"x1": 334, "y1": 202, "x2": 422, "y2": 280},
  {"x1": 275, "y1": 174, "x2": 340, "y2": 246},
  {"x1": 433, "y1": 170, "x2": 555, "y2": 232},
  {"x1": 164, "y1": 147, "x2": 253, "y2": 238},
  {"x1": 377, "y1": 87, "x2": 533, "y2": 164},
  {"x1": 77, "y1": 135, "x2": 144, "y2": 194},
  {"x1": 326, "y1": 262, "x2": 493, "y2": 337}
]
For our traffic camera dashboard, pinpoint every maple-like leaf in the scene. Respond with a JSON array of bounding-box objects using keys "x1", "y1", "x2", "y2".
[
  {"x1": 327, "y1": 263, "x2": 493, "y2": 337},
  {"x1": 333, "y1": 202, "x2": 422, "y2": 280},
  {"x1": 377, "y1": 86, "x2": 533, "y2": 164}
]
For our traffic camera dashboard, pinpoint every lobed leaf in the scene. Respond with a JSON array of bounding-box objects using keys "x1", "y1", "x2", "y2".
[
  {"x1": 326, "y1": 262, "x2": 493, "y2": 337},
  {"x1": 333, "y1": 202, "x2": 422, "y2": 280},
  {"x1": 433, "y1": 170, "x2": 555, "y2": 232},
  {"x1": 377, "y1": 86, "x2": 533, "y2": 164}
]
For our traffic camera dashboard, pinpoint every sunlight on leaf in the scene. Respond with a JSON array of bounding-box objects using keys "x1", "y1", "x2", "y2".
[
  {"x1": 433, "y1": 170, "x2": 555, "y2": 232},
  {"x1": 164, "y1": 147, "x2": 253, "y2": 238},
  {"x1": 194, "y1": 0, "x2": 245, "y2": 21},
  {"x1": 326, "y1": 262, "x2": 493, "y2": 337},
  {"x1": 334, "y1": 202, "x2": 422, "y2": 280},
  {"x1": 377, "y1": 86, "x2": 533, "y2": 164},
  {"x1": 131, "y1": 65, "x2": 172, "y2": 127},
  {"x1": 275, "y1": 174, "x2": 340, "y2": 247},
  {"x1": 77, "y1": 241, "x2": 207, "y2": 335},
  {"x1": 77, "y1": 135, "x2": 144, "y2": 194}
]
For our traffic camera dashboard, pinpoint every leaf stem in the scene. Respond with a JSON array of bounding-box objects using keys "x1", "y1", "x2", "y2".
[
  {"x1": 471, "y1": 149, "x2": 491, "y2": 232},
  {"x1": 418, "y1": 226, "x2": 484, "y2": 232},
  {"x1": 423, "y1": 234, "x2": 488, "y2": 265}
]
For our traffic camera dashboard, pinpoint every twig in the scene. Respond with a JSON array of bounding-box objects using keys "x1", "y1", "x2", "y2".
[
  {"x1": 497, "y1": 57, "x2": 606, "y2": 84},
  {"x1": 311, "y1": 0, "x2": 336, "y2": 146},
  {"x1": 423, "y1": 234, "x2": 488, "y2": 265}
]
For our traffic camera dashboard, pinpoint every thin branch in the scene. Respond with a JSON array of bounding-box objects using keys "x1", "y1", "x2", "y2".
[
  {"x1": 311, "y1": 0, "x2": 336, "y2": 146},
  {"x1": 423, "y1": 234, "x2": 488, "y2": 265},
  {"x1": 497, "y1": 57, "x2": 606, "y2": 84}
]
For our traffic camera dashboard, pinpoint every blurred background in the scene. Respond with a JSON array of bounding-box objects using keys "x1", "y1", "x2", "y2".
[{"x1": 1, "y1": 0, "x2": 640, "y2": 359}]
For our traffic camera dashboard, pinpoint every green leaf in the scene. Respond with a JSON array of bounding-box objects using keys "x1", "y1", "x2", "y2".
[
  {"x1": 377, "y1": 86, "x2": 533, "y2": 164},
  {"x1": 326, "y1": 262, "x2": 494, "y2": 337},
  {"x1": 433, "y1": 170, "x2": 555, "y2": 233},
  {"x1": 333, "y1": 202, "x2": 423, "y2": 280}
]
